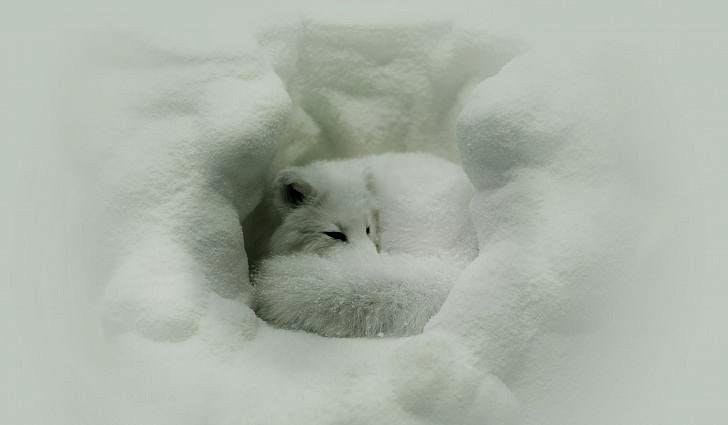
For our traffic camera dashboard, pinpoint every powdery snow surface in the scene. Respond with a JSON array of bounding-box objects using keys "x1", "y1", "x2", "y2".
[
  {"x1": 59, "y1": 19, "x2": 523, "y2": 425},
  {"x1": 77, "y1": 20, "x2": 650, "y2": 424},
  {"x1": 7, "y1": 4, "x2": 726, "y2": 425}
]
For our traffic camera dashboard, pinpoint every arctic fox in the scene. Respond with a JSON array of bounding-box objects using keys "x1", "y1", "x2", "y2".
[
  {"x1": 243, "y1": 153, "x2": 478, "y2": 266},
  {"x1": 243, "y1": 159, "x2": 381, "y2": 267},
  {"x1": 246, "y1": 153, "x2": 478, "y2": 337},
  {"x1": 269, "y1": 163, "x2": 380, "y2": 256}
]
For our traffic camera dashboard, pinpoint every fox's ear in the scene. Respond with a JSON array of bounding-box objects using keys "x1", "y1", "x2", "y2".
[{"x1": 273, "y1": 168, "x2": 316, "y2": 212}]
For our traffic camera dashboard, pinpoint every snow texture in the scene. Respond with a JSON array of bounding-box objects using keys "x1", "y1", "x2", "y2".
[
  {"x1": 84, "y1": 21, "x2": 630, "y2": 423},
  {"x1": 7, "y1": 5, "x2": 725, "y2": 425}
]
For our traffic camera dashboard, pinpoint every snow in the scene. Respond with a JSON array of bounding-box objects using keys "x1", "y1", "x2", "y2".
[
  {"x1": 3, "y1": 1, "x2": 728, "y2": 425},
  {"x1": 261, "y1": 21, "x2": 517, "y2": 164},
  {"x1": 86, "y1": 20, "x2": 518, "y2": 422}
]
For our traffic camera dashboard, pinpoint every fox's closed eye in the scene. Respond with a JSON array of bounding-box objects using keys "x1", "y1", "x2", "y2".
[
  {"x1": 323, "y1": 231, "x2": 347, "y2": 242},
  {"x1": 366, "y1": 226, "x2": 370, "y2": 234}
]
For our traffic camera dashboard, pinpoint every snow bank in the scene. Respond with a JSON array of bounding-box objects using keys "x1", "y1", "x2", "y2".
[
  {"x1": 261, "y1": 21, "x2": 518, "y2": 165},
  {"x1": 64, "y1": 19, "x2": 522, "y2": 424},
  {"x1": 429, "y1": 47, "x2": 649, "y2": 378},
  {"x1": 73, "y1": 20, "x2": 648, "y2": 423},
  {"x1": 6, "y1": 3, "x2": 726, "y2": 425}
]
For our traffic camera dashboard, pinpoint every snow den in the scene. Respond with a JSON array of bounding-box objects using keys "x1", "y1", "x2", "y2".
[{"x1": 83, "y1": 16, "x2": 647, "y2": 425}]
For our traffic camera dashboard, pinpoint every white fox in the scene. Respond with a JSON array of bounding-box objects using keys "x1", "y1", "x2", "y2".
[
  {"x1": 244, "y1": 153, "x2": 477, "y2": 265},
  {"x1": 245, "y1": 153, "x2": 477, "y2": 337},
  {"x1": 269, "y1": 163, "x2": 380, "y2": 257},
  {"x1": 243, "y1": 159, "x2": 381, "y2": 267}
]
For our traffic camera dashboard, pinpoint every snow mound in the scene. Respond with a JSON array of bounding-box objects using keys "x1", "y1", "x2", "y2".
[
  {"x1": 261, "y1": 21, "x2": 518, "y2": 165},
  {"x1": 68, "y1": 15, "x2": 650, "y2": 425},
  {"x1": 428, "y1": 47, "x2": 646, "y2": 380}
]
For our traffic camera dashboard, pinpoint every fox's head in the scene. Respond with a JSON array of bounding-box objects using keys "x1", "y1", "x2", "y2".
[{"x1": 269, "y1": 163, "x2": 380, "y2": 256}]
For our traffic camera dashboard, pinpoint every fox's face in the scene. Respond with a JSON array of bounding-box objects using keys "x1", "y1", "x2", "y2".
[{"x1": 269, "y1": 165, "x2": 380, "y2": 256}]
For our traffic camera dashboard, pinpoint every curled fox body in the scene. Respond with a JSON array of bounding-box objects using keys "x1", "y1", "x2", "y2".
[{"x1": 244, "y1": 153, "x2": 478, "y2": 338}]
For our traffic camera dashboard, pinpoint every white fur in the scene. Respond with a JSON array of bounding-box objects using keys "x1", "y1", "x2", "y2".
[
  {"x1": 269, "y1": 164, "x2": 380, "y2": 256},
  {"x1": 257, "y1": 153, "x2": 478, "y2": 261},
  {"x1": 253, "y1": 251, "x2": 458, "y2": 337},
  {"x1": 252, "y1": 153, "x2": 478, "y2": 337}
]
